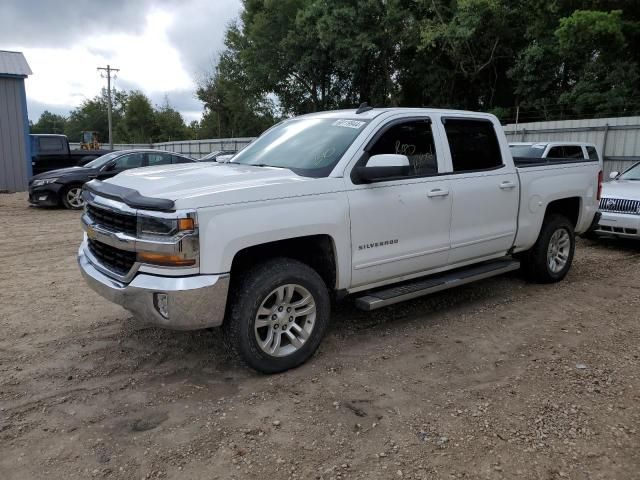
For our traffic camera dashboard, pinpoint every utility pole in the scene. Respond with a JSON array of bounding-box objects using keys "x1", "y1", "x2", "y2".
[{"x1": 97, "y1": 64, "x2": 119, "y2": 149}]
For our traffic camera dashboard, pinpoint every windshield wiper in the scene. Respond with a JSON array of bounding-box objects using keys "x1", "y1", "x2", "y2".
[{"x1": 248, "y1": 163, "x2": 290, "y2": 170}]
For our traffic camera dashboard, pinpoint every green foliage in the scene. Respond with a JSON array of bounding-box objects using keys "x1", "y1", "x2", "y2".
[
  {"x1": 204, "y1": 0, "x2": 640, "y2": 126},
  {"x1": 38, "y1": 90, "x2": 190, "y2": 144},
  {"x1": 154, "y1": 98, "x2": 189, "y2": 142},
  {"x1": 30, "y1": 111, "x2": 67, "y2": 134}
]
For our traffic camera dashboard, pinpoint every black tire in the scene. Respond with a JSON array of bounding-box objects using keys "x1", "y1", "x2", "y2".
[
  {"x1": 223, "y1": 258, "x2": 331, "y2": 374},
  {"x1": 521, "y1": 214, "x2": 575, "y2": 283},
  {"x1": 61, "y1": 184, "x2": 85, "y2": 210}
]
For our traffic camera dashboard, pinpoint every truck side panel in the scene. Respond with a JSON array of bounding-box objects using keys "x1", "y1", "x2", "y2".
[
  {"x1": 198, "y1": 191, "x2": 352, "y2": 289},
  {"x1": 514, "y1": 163, "x2": 599, "y2": 251}
]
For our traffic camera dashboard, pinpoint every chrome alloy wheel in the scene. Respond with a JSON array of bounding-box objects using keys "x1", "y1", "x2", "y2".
[
  {"x1": 254, "y1": 284, "x2": 316, "y2": 357},
  {"x1": 66, "y1": 187, "x2": 85, "y2": 208},
  {"x1": 547, "y1": 228, "x2": 571, "y2": 273}
]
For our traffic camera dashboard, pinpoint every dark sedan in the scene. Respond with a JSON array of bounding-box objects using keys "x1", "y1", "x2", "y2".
[{"x1": 28, "y1": 149, "x2": 195, "y2": 209}]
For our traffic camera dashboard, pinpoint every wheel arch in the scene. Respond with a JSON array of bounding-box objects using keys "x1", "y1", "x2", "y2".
[
  {"x1": 544, "y1": 197, "x2": 581, "y2": 228},
  {"x1": 229, "y1": 235, "x2": 339, "y2": 291}
]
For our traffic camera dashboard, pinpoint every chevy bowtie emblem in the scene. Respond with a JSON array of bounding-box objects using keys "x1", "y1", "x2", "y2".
[{"x1": 86, "y1": 225, "x2": 96, "y2": 239}]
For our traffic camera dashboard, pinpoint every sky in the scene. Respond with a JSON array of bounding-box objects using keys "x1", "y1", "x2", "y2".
[{"x1": 1, "y1": 0, "x2": 242, "y2": 123}]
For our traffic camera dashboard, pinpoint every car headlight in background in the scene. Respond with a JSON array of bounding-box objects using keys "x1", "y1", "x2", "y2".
[{"x1": 32, "y1": 178, "x2": 58, "y2": 187}]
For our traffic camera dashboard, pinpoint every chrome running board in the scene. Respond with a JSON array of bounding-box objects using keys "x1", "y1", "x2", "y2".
[{"x1": 355, "y1": 259, "x2": 521, "y2": 311}]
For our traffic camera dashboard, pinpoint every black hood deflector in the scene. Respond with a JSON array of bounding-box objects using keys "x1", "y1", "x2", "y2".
[{"x1": 83, "y1": 180, "x2": 175, "y2": 211}]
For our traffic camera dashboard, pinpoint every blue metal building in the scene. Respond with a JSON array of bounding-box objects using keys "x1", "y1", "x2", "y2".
[{"x1": 0, "y1": 50, "x2": 32, "y2": 192}]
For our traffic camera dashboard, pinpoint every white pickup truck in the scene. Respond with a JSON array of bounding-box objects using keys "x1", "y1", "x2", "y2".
[{"x1": 78, "y1": 107, "x2": 602, "y2": 373}]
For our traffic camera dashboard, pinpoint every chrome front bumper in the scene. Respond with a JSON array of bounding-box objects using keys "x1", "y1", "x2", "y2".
[{"x1": 78, "y1": 244, "x2": 230, "y2": 330}]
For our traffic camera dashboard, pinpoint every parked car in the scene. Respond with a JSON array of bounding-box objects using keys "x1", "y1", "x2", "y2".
[
  {"x1": 509, "y1": 141, "x2": 601, "y2": 164},
  {"x1": 29, "y1": 150, "x2": 195, "y2": 209},
  {"x1": 198, "y1": 150, "x2": 237, "y2": 162},
  {"x1": 30, "y1": 134, "x2": 113, "y2": 175},
  {"x1": 593, "y1": 162, "x2": 640, "y2": 238},
  {"x1": 77, "y1": 108, "x2": 601, "y2": 373}
]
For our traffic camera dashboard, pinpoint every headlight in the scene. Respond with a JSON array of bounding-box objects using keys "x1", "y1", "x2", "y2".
[
  {"x1": 137, "y1": 215, "x2": 195, "y2": 237},
  {"x1": 32, "y1": 178, "x2": 58, "y2": 187},
  {"x1": 135, "y1": 213, "x2": 198, "y2": 268}
]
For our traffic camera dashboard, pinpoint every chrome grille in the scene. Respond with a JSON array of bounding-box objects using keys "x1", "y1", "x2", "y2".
[
  {"x1": 599, "y1": 197, "x2": 640, "y2": 215},
  {"x1": 86, "y1": 203, "x2": 137, "y2": 235}
]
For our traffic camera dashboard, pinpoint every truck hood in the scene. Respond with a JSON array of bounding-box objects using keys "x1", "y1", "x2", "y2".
[
  {"x1": 602, "y1": 180, "x2": 640, "y2": 200},
  {"x1": 106, "y1": 162, "x2": 326, "y2": 209}
]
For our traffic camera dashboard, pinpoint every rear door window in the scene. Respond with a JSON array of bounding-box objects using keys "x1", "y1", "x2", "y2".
[
  {"x1": 147, "y1": 153, "x2": 173, "y2": 166},
  {"x1": 443, "y1": 119, "x2": 503, "y2": 172},
  {"x1": 547, "y1": 146, "x2": 564, "y2": 158},
  {"x1": 562, "y1": 146, "x2": 584, "y2": 158},
  {"x1": 586, "y1": 146, "x2": 599, "y2": 161},
  {"x1": 114, "y1": 153, "x2": 144, "y2": 170}
]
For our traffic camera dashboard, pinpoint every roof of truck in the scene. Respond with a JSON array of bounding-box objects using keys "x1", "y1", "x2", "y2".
[{"x1": 299, "y1": 107, "x2": 495, "y2": 121}]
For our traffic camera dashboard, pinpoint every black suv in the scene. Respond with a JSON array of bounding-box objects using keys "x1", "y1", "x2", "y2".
[{"x1": 28, "y1": 149, "x2": 195, "y2": 209}]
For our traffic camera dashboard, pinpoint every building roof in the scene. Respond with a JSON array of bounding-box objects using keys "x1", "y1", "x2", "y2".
[{"x1": 0, "y1": 50, "x2": 32, "y2": 77}]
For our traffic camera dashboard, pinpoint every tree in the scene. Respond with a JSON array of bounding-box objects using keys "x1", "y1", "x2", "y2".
[
  {"x1": 555, "y1": 10, "x2": 639, "y2": 116},
  {"x1": 154, "y1": 98, "x2": 188, "y2": 142},
  {"x1": 205, "y1": 0, "x2": 640, "y2": 126},
  {"x1": 121, "y1": 91, "x2": 156, "y2": 143},
  {"x1": 30, "y1": 111, "x2": 67, "y2": 134},
  {"x1": 64, "y1": 90, "x2": 127, "y2": 143}
]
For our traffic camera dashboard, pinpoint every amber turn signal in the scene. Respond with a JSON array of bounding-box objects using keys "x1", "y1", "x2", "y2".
[
  {"x1": 137, "y1": 251, "x2": 196, "y2": 267},
  {"x1": 178, "y1": 218, "x2": 195, "y2": 231}
]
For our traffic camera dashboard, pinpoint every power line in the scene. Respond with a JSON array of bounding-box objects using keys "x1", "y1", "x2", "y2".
[{"x1": 97, "y1": 64, "x2": 120, "y2": 149}]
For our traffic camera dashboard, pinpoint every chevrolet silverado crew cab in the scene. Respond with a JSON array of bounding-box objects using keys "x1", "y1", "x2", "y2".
[{"x1": 78, "y1": 108, "x2": 602, "y2": 373}]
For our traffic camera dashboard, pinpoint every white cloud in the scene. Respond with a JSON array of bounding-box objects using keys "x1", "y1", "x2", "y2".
[{"x1": 6, "y1": 1, "x2": 241, "y2": 123}]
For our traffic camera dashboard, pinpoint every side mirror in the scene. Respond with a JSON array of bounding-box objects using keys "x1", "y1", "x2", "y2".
[
  {"x1": 609, "y1": 171, "x2": 619, "y2": 180},
  {"x1": 353, "y1": 154, "x2": 410, "y2": 183}
]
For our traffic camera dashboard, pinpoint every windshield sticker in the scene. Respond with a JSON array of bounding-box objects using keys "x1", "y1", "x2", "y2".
[
  {"x1": 332, "y1": 119, "x2": 366, "y2": 129},
  {"x1": 531, "y1": 144, "x2": 546, "y2": 149}
]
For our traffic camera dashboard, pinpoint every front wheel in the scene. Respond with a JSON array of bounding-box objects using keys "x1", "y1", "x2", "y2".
[
  {"x1": 224, "y1": 258, "x2": 331, "y2": 373},
  {"x1": 61, "y1": 184, "x2": 85, "y2": 210},
  {"x1": 521, "y1": 214, "x2": 575, "y2": 283}
]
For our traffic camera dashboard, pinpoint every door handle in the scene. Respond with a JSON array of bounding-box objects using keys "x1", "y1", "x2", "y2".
[
  {"x1": 427, "y1": 188, "x2": 450, "y2": 197},
  {"x1": 499, "y1": 181, "x2": 516, "y2": 189}
]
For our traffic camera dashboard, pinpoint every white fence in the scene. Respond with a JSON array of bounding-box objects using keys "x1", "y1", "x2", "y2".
[
  {"x1": 504, "y1": 116, "x2": 640, "y2": 178},
  {"x1": 70, "y1": 137, "x2": 255, "y2": 159}
]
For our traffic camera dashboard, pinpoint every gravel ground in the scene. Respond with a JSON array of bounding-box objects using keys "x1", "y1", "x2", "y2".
[{"x1": 0, "y1": 192, "x2": 639, "y2": 480}]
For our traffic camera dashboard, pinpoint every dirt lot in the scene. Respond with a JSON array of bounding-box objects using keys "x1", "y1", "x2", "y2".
[{"x1": 1, "y1": 192, "x2": 639, "y2": 480}]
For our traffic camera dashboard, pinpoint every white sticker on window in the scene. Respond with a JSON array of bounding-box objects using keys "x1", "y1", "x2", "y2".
[
  {"x1": 332, "y1": 119, "x2": 366, "y2": 129},
  {"x1": 531, "y1": 144, "x2": 546, "y2": 149}
]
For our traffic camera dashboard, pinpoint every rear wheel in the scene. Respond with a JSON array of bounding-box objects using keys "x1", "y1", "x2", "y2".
[
  {"x1": 224, "y1": 258, "x2": 330, "y2": 373},
  {"x1": 61, "y1": 184, "x2": 85, "y2": 210},
  {"x1": 521, "y1": 214, "x2": 575, "y2": 283}
]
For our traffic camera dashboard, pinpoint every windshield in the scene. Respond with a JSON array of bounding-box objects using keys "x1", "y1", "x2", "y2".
[
  {"x1": 84, "y1": 151, "x2": 123, "y2": 169},
  {"x1": 231, "y1": 118, "x2": 370, "y2": 177},
  {"x1": 509, "y1": 144, "x2": 546, "y2": 158},
  {"x1": 619, "y1": 162, "x2": 640, "y2": 181}
]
